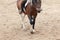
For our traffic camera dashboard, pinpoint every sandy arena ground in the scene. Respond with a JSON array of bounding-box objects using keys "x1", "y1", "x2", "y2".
[{"x1": 0, "y1": 0, "x2": 60, "y2": 40}]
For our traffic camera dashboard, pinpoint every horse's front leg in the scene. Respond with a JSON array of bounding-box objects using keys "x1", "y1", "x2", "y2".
[
  {"x1": 31, "y1": 18, "x2": 36, "y2": 34},
  {"x1": 28, "y1": 16, "x2": 36, "y2": 34},
  {"x1": 19, "y1": 12, "x2": 26, "y2": 30}
]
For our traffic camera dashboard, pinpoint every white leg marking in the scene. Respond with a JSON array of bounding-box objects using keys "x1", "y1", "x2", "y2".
[
  {"x1": 31, "y1": 28, "x2": 36, "y2": 33},
  {"x1": 30, "y1": 25, "x2": 36, "y2": 34},
  {"x1": 20, "y1": 13, "x2": 26, "y2": 30},
  {"x1": 32, "y1": 29, "x2": 36, "y2": 32}
]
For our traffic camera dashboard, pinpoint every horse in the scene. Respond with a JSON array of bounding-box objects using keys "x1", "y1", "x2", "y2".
[{"x1": 17, "y1": 0, "x2": 41, "y2": 34}]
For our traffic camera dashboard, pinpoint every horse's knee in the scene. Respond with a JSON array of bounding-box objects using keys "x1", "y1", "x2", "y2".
[
  {"x1": 31, "y1": 29, "x2": 36, "y2": 34},
  {"x1": 30, "y1": 20, "x2": 33, "y2": 25},
  {"x1": 30, "y1": 19, "x2": 35, "y2": 25}
]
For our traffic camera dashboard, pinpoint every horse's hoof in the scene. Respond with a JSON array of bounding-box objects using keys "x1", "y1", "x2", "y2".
[
  {"x1": 30, "y1": 30, "x2": 36, "y2": 34},
  {"x1": 22, "y1": 27, "x2": 26, "y2": 31},
  {"x1": 21, "y1": 27, "x2": 27, "y2": 31},
  {"x1": 21, "y1": 25, "x2": 26, "y2": 31},
  {"x1": 31, "y1": 31, "x2": 34, "y2": 34}
]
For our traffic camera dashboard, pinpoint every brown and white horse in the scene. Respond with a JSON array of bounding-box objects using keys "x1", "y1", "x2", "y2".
[{"x1": 17, "y1": 0, "x2": 41, "y2": 34}]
